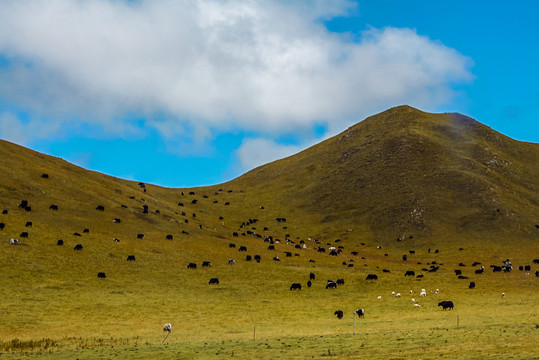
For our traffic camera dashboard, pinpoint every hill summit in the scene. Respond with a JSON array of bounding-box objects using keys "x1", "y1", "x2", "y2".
[{"x1": 229, "y1": 105, "x2": 539, "y2": 243}]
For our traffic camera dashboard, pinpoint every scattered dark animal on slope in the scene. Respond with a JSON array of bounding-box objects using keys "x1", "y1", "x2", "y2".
[
  {"x1": 354, "y1": 309, "x2": 365, "y2": 318},
  {"x1": 290, "y1": 283, "x2": 302, "y2": 290},
  {"x1": 438, "y1": 301, "x2": 454, "y2": 310}
]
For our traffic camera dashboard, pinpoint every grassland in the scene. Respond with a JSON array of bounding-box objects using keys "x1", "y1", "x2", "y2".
[{"x1": 0, "y1": 106, "x2": 538, "y2": 359}]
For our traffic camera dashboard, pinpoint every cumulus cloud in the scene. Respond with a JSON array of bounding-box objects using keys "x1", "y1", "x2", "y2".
[
  {"x1": 236, "y1": 138, "x2": 306, "y2": 171},
  {"x1": 0, "y1": 0, "x2": 472, "y2": 161}
]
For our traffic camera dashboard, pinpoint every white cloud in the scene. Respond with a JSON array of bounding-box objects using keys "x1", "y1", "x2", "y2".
[
  {"x1": 0, "y1": 113, "x2": 27, "y2": 145},
  {"x1": 0, "y1": 0, "x2": 472, "y2": 149},
  {"x1": 236, "y1": 138, "x2": 305, "y2": 171}
]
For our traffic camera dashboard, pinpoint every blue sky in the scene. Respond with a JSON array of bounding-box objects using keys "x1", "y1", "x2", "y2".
[{"x1": 0, "y1": 0, "x2": 537, "y2": 187}]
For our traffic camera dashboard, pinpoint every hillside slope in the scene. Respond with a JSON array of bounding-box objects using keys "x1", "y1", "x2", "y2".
[
  {"x1": 0, "y1": 106, "x2": 538, "y2": 354},
  {"x1": 228, "y1": 106, "x2": 539, "y2": 244}
]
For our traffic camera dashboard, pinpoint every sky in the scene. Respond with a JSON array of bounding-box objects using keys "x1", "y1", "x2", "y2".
[{"x1": 0, "y1": 0, "x2": 537, "y2": 188}]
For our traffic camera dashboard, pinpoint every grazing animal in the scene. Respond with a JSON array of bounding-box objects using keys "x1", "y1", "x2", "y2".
[
  {"x1": 57, "y1": 239, "x2": 64, "y2": 245},
  {"x1": 366, "y1": 274, "x2": 378, "y2": 281},
  {"x1": 96, "y1": 205, "x2": 105, "y2": 211},
  {"x1": 336, "y1": 279, "x2": 345, "y2": 285},
  {"x1": 420, "y1": 290, "x2": 427, "y2": 297},
  {"x1": 83, "y1": 229, "x2": 89, "y2": 233},
  {"x1": 377, "y1": 296, "x2": 382, "y2": 300},
  {"x1": 137, "y1": 234, "x2": 144, "y2": 239},
  {"x1": 438, "y1": 301, "x2": 454, "y2": 310},
  {"x1": 20, "y1": 231, "x2": 29, "y2": 238},
  {"x1": 166, "y1": 234, "x2": 173, "y2": 240},
  {"x1": 19, "y1": 200, "x2": 28, "y2": 208},
  {"x1": 245, "y1": 255, "x2": 252, "y2": 261},
  {"x1": 25, "y1": 221, "x2": 32, "y2": 227},
  {"x1": 202, "y1": 261, "x2": 212, "y2": 267},
  {"x1": 334, "y1": 310, "x2": 344, "y2": 319},
  {"x1": 454, "y1": 269, "x2": 462, "y2": 275},
  {"x1": 2, "y1": 210, "x2": 7, "y2": 214},
  {"x1": 405, "y1": 270, "x2": 415, "y2": 277},
  {"x1": 402, "y1": 254, "x2": 408, "y2": 261},
  {"x1": 49, "y1": 204, "x2": 58, "y2": 211},
  {"x1": 326, "y1": 281, "x2": 337, "y2": 289},
  {"x1": 229, "y1": 243, "x2": 236, "y2": 248},
  {"x1": 273, "y1": 256, "x2": 280, "y2": 261},
  {"x1": 309, "y1": 272, "x2": 315, "y2": 280},
  {"x1": 113, "y1": 218, "x2": 121, "y2": 223},
  {"x1": 127, "y1": 255, "x2": 136, "y2": 261},
  {"x1": 469, "y1": 281, "x2": 475, "y2": 289},
  {"x1": 97, "y1": 272, "x2": 107, "y2": 279},
  {"x1": 353, "y1": 309, "x2": 365, "y2": 318},
  {"x1": 290, "y1": 283, "x2": 302, "y2": 290},
  {"x1": 187, "y1": 263, "x2": 197, "y2": 269},
  {"x1": 0, "y1": 222, "x2": 4, "y2": 230},
  {"x1": 209, "y1": 278, "x2": 219, "y2": 285},
  {"x1": 41, "y1": 173, "x2": 49, "y2": 178},
  {"x1": 268, "y1": 245, "x2": 275, "y2": 250},
  {"x1": 74, "y1": 244, "x2": 83, "y2": 250},
  {"x1": 9, "y1": 238, "x2": 18, "y2": 245},
  {"x1": 524, "y1": 265, "x2": 531, "y2": 271},
  {"x1": 307, "y1": 280, "x2": 312, "y2": 287},
  {"x1": 254, "y1": 255, "x2": 261, "y2": 262},
  {"x1": 163, "y1": 323, "x2": 172, "y2": 332},
  {"x1": 228, "y1": 259, "x2": 235, "y2": 265},
  {"x1": 113, "y1": 238, "x2": 120, "y2": 242},
  {"x1": 239, "y1": 246, "x2": 247, "y2": 252}
]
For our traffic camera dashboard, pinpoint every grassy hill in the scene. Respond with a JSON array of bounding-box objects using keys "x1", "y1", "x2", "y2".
[
  {"x1": 229, "y1": 105, "x2": 539, "y2": 244},
  {"x1": 0, "y1": 106, "x2": 537, "y2": 359}
]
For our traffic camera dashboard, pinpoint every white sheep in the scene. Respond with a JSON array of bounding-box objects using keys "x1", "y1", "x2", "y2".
[
  {"x1": 396, "y1": 293, "x2": 401, "y2": 297},
  {"x1": 163, "y1": 323, "x2": 172, "y2": 332},
  {"x1": 377, "y1": 296, "x2": 382, "y2": 300}
]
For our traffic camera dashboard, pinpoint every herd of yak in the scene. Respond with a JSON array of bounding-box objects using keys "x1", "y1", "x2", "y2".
[{"x1": 3, "y1": 174, "x2": 539, "y2": 321}]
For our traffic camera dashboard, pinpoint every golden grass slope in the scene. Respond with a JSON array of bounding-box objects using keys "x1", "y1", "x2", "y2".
[{"x1": 0, "y1": 106, "x2": 538, "y2": 359}]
